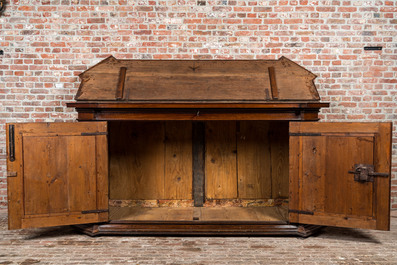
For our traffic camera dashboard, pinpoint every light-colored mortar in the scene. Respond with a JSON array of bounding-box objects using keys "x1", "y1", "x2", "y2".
[{"x1": 0, "y1": 0, "x2": 396, "y2": 208}]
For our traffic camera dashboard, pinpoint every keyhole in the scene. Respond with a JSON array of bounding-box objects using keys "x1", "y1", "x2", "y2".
[{"x1": 312, "y1": 147, "x2": 317, "y2": 154}]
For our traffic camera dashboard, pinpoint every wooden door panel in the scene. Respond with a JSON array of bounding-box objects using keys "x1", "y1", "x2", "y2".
[
  {"x1": 7, "y1": 122, "x2": 109, "y2": 229},
  {"x1": 324, "y1": 136, "x2": 374, "y2": 217},
  {"x1": 289, "y1": 122, "x2": 391, "y2": 231},
  {"x1": 23, "y1": 135, "x2": 98, "y2": 215}
]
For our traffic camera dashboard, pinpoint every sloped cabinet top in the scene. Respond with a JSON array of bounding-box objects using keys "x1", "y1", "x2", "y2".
[{"x1": 75, "y1": 56, "x2": 320, "y2": 102}]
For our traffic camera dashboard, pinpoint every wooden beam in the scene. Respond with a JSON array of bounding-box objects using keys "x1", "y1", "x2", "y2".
[
  {"x1": 268, "y1": 66, "x2": 279, "y2": 100},
  {"x1": 115, "y1": 67, "x2": 127, "y2": 100},
  {"x1": 192, "y1": 122, "x2": 205, "y2": 207}
]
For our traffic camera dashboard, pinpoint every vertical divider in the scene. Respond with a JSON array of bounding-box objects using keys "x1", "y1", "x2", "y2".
[{"x1": 192, "y1": 122, "x2": 205, "y2": 207}]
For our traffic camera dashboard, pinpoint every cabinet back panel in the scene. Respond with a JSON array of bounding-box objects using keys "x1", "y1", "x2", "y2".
[
  {"x1": 237, "y1": 121, "x2": 272, "y2": 199},
  {"x1": 109, "y1": 121, "x2": 288, "y2": 202},
  {"x1": 164, "y1": 122, "x2": 193, "y2": 199},
  {"x1": 270, "y1": 122, "x2": 289, "y2": 199},
  {"x1": 205, "y1": 121, "x2": 238, "y2": 199},
  {"x1": 205, "y1": 121, "x2": 289, "y2": 200},
  {"x1": 109, "y1": 121, "x2": 192, "y2": 200}
]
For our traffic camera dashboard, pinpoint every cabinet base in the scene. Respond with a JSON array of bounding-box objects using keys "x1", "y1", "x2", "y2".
[{"x1": 74, "y1": 221, "x2": 322, "y2": 237}]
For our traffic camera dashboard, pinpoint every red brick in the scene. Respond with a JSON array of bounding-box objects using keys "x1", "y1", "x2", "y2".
[
  {"x1": 223, "y1": 19, "x2": 242, "y2": 24},
  {"x1": 0, "y1": 0, "x2": 395, "y2": 211},
  {"x1": 338, "y1": 7, "x2": 357, "y2": 12},
  {"x1": 243, "y1": 19, "x2": 262, "y2": 24},
  {"x1": 87, "y1": 18, "x2": 105, "y2": 23},
  {"x1": 136, "y1": 6, "x2": 153, "y2": 12},
  {"x1": 263, "y1": 19, "x2": 282, "y2": 24}
]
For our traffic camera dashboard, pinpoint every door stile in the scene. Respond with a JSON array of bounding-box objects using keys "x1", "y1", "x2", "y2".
[
  {"x1": 7, "y1": 124, "x2": 24, "y2": 229},
  {"x1": 95, "y1": 133, "x2": 110, "y2": 222},
  {"x1": 374, "y1": 123, "x2": 392, "y2": 230}
]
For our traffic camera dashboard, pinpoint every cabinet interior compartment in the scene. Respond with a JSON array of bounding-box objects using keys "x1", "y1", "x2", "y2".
[{"x1": 108, "y1": 121, "x2": 289, "y2": 223}]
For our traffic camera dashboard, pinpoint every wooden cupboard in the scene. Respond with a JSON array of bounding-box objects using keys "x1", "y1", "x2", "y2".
[{"x1": 6, "y1": 57, "x2": 391, "y2": 236}]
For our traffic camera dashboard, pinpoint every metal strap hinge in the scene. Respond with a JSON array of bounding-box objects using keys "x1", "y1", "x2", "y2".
[
  {"x1": 81, "y1": 132, "x2": 108, "y2": 136},
  {"x1": 289, "y1": 133, "x2": 322, "y2": 137},
  {"x1": 289, "y1": 209, "x2": 314, "y2": 215},
  {"x1": 7, "y1": 172, "x2": 17, "y2": 177},
  {"x1": 8, "y1": 125, "x2": 15, "y2": 162},
  {"x1": 81, "y1": 209, "x2": 109, "y2": 214}
]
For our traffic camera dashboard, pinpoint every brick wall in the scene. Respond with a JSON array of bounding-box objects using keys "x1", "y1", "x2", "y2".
[{"x1": 0, "y1": 0, "x2": 396, "y2": 209}]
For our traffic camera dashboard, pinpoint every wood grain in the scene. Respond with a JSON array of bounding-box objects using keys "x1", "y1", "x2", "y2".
[
  {"x1": 68, "y1": 102, "x2": 330, "y2": 109},
  {"x1": 164, "y1": 121, "x2": 192, "y2": 199},
  {"x1": 289, "y1": 122, "x2": 391, "y2": 231},
  {"x1": 374, "y1": 123, "x2": 392, "y2": 230},
  {"x1": 87, "y1": 110, "x2": 321, "y2": 122},
  {"x1": 299, "y1": 135, "x2": 326, "y2": 214},
  {"x1": 237, "y1": 121, "x2": 271, "y2": 199},
  {"x1": 75, "y1": 56, "x2": 320, "y2": 102},
  {"x1": 115, "y1": 67, "x2": 127, "y2": 100},
  {"x1": 7, "y1": 122, "x2": 108, "y2": 229},
  {"x1": 110, "y1": 206, "x2": 194, "y2": 221},
  {"x1": 95, "y1": 133, "x2": 109, "y2": 222},
  {"x1": 109, "y1": 121, "x2": 192, "y2": 201},
  {"x1": 324, "y1": 136, "x2": 374, "y2": 217},
  {"x1": 109, "y1": 206, "x2": 288, "y2": 222},
  {"x1": 269, "y1": 121, "x2": 289, "y2": 199},
  {"x1": 268, "y1": 66, "x2": 279, "y2": 99},
  {"x1": 109, "y1": 121, "x2": 165, "y2": 200},
  {"x1": 205, "y1": 121, "x2": 237, "y2": 199}
]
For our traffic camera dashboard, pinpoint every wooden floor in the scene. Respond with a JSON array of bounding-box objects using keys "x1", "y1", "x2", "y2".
[{"x1": 109, "y1": 206, "x2": 288, "y2": 222}]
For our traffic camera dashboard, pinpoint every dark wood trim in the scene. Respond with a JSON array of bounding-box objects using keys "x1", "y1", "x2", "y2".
[
  {"x1": 115, "y1": 67, "x2": 127, "y2": 100},
  {"x1": 74, "y1": 222, "x2": 323, "y2": 237},
  {"x1": 67, "y1": 102, "x2": 329, "y2": 109},
  {"x1": 68, "y1": 102, "x2": 328, "y2": 122},
  {"x1": 73, "y1": 109, "x2": 322, "y2": 121},
  {"x1": 268, "y1": 66, "x2": 279, "y2": 100},
  {"x1": 192, "y1": 122, "x2": 205, "y2": 207}
]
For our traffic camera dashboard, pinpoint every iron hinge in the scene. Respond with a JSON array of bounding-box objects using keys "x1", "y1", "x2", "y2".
[
  {"x1": 8, "y1": 125, "x2": 15, "y2": 162},
  {"x1": 81, "y1": 209, "x2": 109, "y2": 214},
  {"x1": 289, "y1": 209, "x2": 314, "y2": 215},
  {"x1": 7, "y1": 172, "x2": 17, "y2": 177},
  {"x1": 289, "y1": 133, "x2": 322, "y2": 137},
  {"x1": 81, "y1": 132, "x2": 108, "y2": 136}
]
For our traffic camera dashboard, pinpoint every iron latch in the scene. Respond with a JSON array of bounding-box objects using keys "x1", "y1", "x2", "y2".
[
  {"x1": 8, "y1": 125, "x2": 15, "y2": 162},
  {"x1": 348, "y1": 164, "x2": 389, "y2": 182}
]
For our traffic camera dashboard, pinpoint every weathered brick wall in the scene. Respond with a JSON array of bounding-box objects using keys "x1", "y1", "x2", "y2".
[{"x1": 0, "y1": 0, "x2": 396, "y2": 208}]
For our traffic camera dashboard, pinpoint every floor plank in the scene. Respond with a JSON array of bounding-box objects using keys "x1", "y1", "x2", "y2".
[{"x1": 109, "y1": 206, "x2": 288, "y2": 222}]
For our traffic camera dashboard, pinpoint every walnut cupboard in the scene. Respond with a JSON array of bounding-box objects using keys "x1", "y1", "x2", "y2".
[{"x1": 6, "y1": 57, "x2": 392, "y2": 236}]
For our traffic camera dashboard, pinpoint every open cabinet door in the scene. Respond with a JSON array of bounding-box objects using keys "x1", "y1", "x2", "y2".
[
  {"x1": 289, "y1": 122, "x2": 391, "y2": 231},
  {"x1": 6, "y1": 122, "x2": 109, "y2": 229}
]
